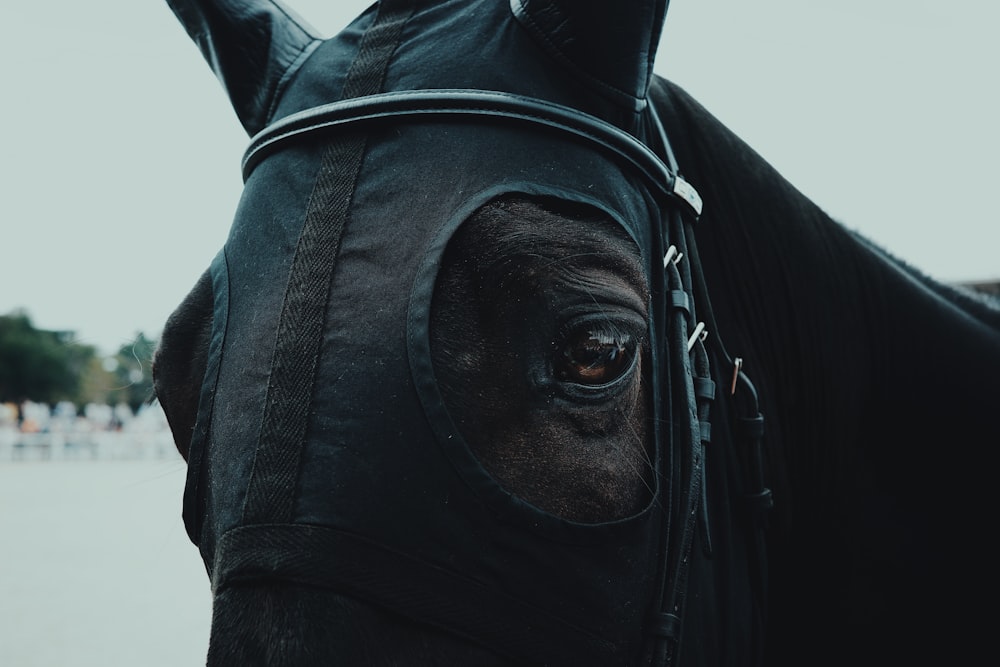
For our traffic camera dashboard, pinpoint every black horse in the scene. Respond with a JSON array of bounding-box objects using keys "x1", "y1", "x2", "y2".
[{"x1": 153, "y1": 1, "x2": 1000, "y2": 665}]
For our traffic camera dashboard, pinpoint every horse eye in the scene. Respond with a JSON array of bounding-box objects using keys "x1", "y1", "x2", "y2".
[{"x1": 555, "y1": 326, "x2": 636, "y2": 386}]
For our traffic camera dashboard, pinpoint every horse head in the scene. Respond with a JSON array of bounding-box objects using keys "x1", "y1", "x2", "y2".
[
  {"x1": 155, "y1": 1, "x2": 711, "y2": 664},
  {"x1": 153, "y1": 1, "x2": 1000, "y2": 665}
]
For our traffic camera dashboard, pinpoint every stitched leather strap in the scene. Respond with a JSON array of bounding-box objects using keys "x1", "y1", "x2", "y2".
[{"x1": 242, "y1": 89, "x2": 702, "y2": 220}]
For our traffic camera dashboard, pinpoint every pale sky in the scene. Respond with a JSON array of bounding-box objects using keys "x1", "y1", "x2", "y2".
[{"x1": 2, "y1": 1, "x2": 997, "y2": 356}]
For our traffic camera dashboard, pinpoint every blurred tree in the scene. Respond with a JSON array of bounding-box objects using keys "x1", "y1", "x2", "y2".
[
  {"x1": 77, "y1": 356, "x2": 117, "y2": 407},
  {"x1": 0, "y1": 311, "x2": 158, "y2": 411},
  {"x1": 0, "y1": 310, "x2": 96, "y2": 404}
]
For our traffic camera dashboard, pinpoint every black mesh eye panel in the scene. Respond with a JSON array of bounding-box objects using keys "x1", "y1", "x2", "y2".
[{"x1": 418, "y1": 192, "x2": 655, "y2": 523}]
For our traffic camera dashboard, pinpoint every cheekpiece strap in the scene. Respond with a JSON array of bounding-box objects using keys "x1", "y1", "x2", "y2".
[
  {"x1": 670, "y1": 289, "x2": 691, "y2": 315},
  {"x1": 647, "y1": 611, "x2": 682, "y2": 640}
]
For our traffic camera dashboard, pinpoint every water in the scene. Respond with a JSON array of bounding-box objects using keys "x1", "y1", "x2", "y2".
[{"x1": 0, "y1": 460, "x2": 212, "y2": 666}]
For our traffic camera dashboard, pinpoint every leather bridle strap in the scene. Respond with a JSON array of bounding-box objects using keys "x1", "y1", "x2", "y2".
[
  {"x1": 241, "y1": 89, "x2": 703, "y2": 222},
  {"x1": 213, "y1": 523, "x2": 623, "y2": 666}
]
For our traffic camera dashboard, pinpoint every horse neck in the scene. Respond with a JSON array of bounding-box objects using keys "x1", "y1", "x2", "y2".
[{"x1": 657, "y1": 76, "x2": 1000, "y2": 510}]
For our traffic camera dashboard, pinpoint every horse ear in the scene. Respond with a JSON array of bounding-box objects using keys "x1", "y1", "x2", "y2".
[
  {"x1": 510, "y1": 0, "x2": 670, "y2": 111},
  {"x1": 167, "y1": 0, "x2": 322, "y2": 135}
]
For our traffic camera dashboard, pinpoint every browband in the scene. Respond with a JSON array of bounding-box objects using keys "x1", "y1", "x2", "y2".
[{"x1": 242, "y1": 89, "x2": 703, "y2": 219}]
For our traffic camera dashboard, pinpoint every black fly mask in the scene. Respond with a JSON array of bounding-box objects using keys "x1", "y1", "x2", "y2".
[{"x1": 169, "y1": 1, "x2": 760, "y2": 663}]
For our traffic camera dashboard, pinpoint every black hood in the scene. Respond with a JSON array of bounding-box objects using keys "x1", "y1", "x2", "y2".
[{"x1": 170, "y1": 1, "x2": 710, "y2": 663}]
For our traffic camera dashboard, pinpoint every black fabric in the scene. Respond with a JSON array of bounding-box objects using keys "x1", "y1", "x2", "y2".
[
  {"x1": 167, "y1": 0, "x2": 322, "y2": 134},
  {"x1": 170, "y1": 0, "x2": 753, "y2": 663},
  {"x1": 510, "y1": 0, "x2": 668, "y2": 114},
  {"x1": 241, "y1": 0, "x2": 413, "y2": 527},
  {"x1": 240, "y1": 132, "x2": 365, "y2": 525},
  {"x1": 182, "y1": 251, "x2": 229, "y2": 546},
  {"x1": 215, "y1": 523, "x2": 623, "y2": 665}
]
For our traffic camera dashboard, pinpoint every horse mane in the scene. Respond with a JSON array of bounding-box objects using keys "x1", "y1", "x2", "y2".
[
  {"x1": 845, "y1": 228, "x2": 1000, "y2": 330},
  {"x1": 650, "y1": 76, "x2": 1000, "y2": 336}
]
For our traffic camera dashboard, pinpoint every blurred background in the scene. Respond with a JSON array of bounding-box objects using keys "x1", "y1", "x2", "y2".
[{"x1": 1, "y1": 1, "x2": 997, "y2": 664}]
